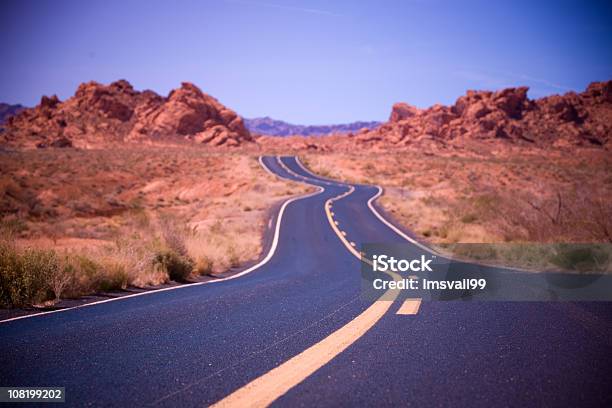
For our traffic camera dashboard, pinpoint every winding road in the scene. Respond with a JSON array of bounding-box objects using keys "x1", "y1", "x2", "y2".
[{"x1": 1, "y1": 156, "x2": 611, "y2": 407}]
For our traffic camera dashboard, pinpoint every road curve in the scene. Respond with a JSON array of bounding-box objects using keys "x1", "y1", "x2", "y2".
[{"x1": 0, "y1": 156, "x2": 610, "y2": 407}]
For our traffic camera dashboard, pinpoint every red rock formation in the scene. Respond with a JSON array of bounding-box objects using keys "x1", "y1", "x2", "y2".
[
  {"x1": 128, "y1": 82, "x2": 251, "y2": 147},
  {"x1": 2, "y1": 80, "x2": 252, "y2": 148},
  {"x1": 357, "y1": 81, "x2": 611, "y2": 148},
  {"x1": 390, "y1": 102, "x2": 420, "y2": 122}
]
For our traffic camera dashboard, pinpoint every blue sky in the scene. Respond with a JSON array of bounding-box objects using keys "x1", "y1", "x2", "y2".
[{"x1": 1, "y1": 0, "x2": 611, "y2": 124}]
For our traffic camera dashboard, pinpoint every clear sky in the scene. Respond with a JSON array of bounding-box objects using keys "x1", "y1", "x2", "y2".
[{"x1": 2, "y1": 0, "x2": 611, "y2": 124}]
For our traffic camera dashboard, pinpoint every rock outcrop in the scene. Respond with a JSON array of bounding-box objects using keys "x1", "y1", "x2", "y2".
[
  {"x1": 2, "y1": 80, "x2": 252, "y2": 148},
  {"x1": 356, "y1": 81, "x2": 612, "y2": 148}
]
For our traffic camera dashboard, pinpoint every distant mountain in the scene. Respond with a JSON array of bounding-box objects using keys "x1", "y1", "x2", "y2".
[
  {"x1": 244, "y1": 117, "x2": 380, "y2": 136},
  {"x1": 0, "y1": 103, "x2": 26, "y2": 124}
]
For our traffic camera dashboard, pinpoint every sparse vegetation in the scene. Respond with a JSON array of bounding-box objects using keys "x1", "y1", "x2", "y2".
[
  {"x1": 194, "y1": 255, "x2": 214, "y2": 276},
  {"x1": 0, "y1": 147, "x2": 311, "y2": 308},
  {"x1": 0, "y1": 238, "x2": 134, "y2": 307},
  {"x1": 548, "y1": 244, "x2": 610, "y2": 273},
  {"x1": 437, "y1": 243, "x2": 611, "y2": 273},
  {"x1": 153, "y1": 250, "x2": 194, "y2": 282},
  {"x1": 305, "y1": 148, "x2": 612, "y2": 272},
  {"x1": 0, "y1": 240, "x2": 55, "y2": 307},
  {"x1": 306, "y1": 150, "x2": 611, "y2": 244}
]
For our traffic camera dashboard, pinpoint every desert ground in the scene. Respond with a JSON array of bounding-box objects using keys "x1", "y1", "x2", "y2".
[
  {"x1": 304, "y1": 147, "x2": 612, "y2": 244},
  {"x1": 303, "y1": 145, "x2": 612, "y2": 271},
  {"x1": 0, "y1": 146, "x2": 311, "y2": 307},
  {"x1": 2, "y1": 142, "x2": 611, "y2": 308}
]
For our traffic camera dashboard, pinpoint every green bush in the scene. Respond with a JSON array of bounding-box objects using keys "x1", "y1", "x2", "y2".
[
  {"x1": 154, "y1": 250, "x2": 194, "y2": 282},
  {"x1": 98, "y1": 261, "x2": 129, "y2": 292},
  {"x1": 549, "y1": 244, "x2": 610, "y2": 273},
  {"x1": 60, "y1": 254, "x2": 100, "y2": 297},
  {"x1": 57, "y1": 254, "x2": 130, "y2": 297},
  {"x1": 0, "y1": 242, "x2": 57, "y2": 308}
]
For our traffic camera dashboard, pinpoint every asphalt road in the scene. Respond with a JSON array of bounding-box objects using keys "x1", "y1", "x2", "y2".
[{"x1": 1, "y1": 156, "x2": 611, "y2": 407}]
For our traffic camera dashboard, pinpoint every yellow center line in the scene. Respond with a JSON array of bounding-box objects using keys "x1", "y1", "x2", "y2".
[
  {"x1": 276, "y1": 157, "x2": 422, "y2": 315},
  {"x1": 396, "y1": 299, "x2": 422, "y2": 315},
  {"x1": 211, "y1": 300, "x2": 393, "y2": 408},
  {"x1": 211, "y1": 158, "x2": 404, "y2": 408}
]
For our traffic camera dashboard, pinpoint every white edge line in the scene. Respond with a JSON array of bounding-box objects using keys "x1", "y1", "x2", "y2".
[
  {"x1": 283, "y1": 158, "x2": 531, "y2": 273},
  {"x1": 366, "y1": 186, "x2": 531, "y2": 272},
  {"x1": 277, "y1": 156, "x2": 366, "y2": 263},
  {"x1": 258, "y1": 155, "x2": 277, "y2": 177},
  {"x1": 0, "y1": 157, "x2": 324, "y2": 325},
  {"x1": 366, "y1": 186, "x2": 438, "y2": 256},
  {"x1": 295, "y1": 157, "x2": 437, "y2": 256}
]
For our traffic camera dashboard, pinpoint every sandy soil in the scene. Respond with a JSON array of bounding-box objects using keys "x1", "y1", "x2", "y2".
[
  {"x1": 304, "y1": 147, "x2": 611, "y2": 243},
  {"x1": 0, "y1": 146, "x2": 311, "y2": 287},
  {"x1": 303, "y1": 146, "x2": 611, "y2": 271}
]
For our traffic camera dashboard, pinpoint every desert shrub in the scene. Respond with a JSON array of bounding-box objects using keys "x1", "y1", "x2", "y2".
[
  {"x1": 58, "y1": 254, "x2": 128, "y2": 296},
  {"x1": 436, "y1": 224, "x2": 450, "y2": 239},
  {"x1": 126, "y1": 208, "x2": 150, "y2": 229},
  {"x1": 209, "y1": 219, "x2": 223, "y2": 234},
  {"x1": 445, "y1": 244, "x2": 498, "y2": 261},
  {"x1": 252, "y1": 183, "x2": 265, "y2": 193},
  {"x1": 195, "y1": 256, "x2": 214, "y2": 276},
  {"x1": 97, "y1": 261, "x2": 129, "y2": 292},
  {"x1": 227, "y1": 246, "x2": 240, "y2": 268},
  {"x1": 111, "y1": 236, "x2": 161, "y2": 285},
  {"x1": 0, "y1": 242, "x2": 57, "y2": 307},
  {"x1": 472, "y1": 193, "x2": 502, "y2": 212},
  {"x1": 549, "y1": 244, "x2": 610, "y2": 273},
  {"x1": 501, "y1": 188, "x2": 612, "y2": 243},
  {"x1": 0, "y1": 217, "x2": 28, "y2": 236},
  {"x1": 421, "y1": 195, "x2": 439, "y2": 206},
  {"x1": 160, "y1": 216, "x2": 189, "y2": 256},
  {"x1": 153, "y1": 250, "x2": 194, "y2": 282},
  {"x1": 460, "y1": 213, "x2": 478, "y2": 224},
  {"x1": 59, "y1": 254, "x2": 99, "y2": 297},
  {"x1": 0, "y1": 243, "x2": 151, "y2": 307},
  {"x1": 316, "y1": 168, "x2": 332, "y2": 178},
  {"x1": 498, "y1": 244, "x2": 554, "y2": 269},
  {"x1": 47, "y1": 257, "x2": 74, "y2": 301}
]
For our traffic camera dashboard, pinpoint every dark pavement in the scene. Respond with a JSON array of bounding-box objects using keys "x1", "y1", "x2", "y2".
[{"x1": 1, "y1": 156, "x2": 610, "y2": 407}]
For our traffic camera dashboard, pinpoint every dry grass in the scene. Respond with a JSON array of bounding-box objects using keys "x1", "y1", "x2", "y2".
[
  {"x1": 303, "y1": 147, "x2": 612, "y2": 245},
  {"x1": 0, "y1": 146, "x2": 310, "y2": 306},
  {"x1": 303, "y1": 147, "x2": 611, "y2": 271}
]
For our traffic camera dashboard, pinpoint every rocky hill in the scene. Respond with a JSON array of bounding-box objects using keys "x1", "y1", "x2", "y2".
[
  {"x1": 355, "y1": 81, "x2": 611, "y2": 149},
  {"x1": 245, "y1": 117, "x2": 380, "y2": 136},
  {"x1": 1, "y1": 80, "x2": 252, "y2": 148}
]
